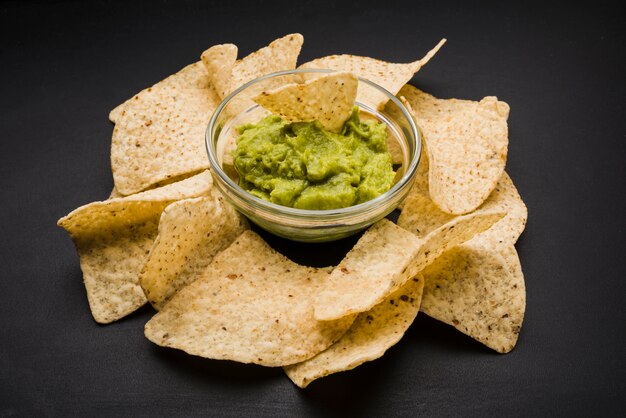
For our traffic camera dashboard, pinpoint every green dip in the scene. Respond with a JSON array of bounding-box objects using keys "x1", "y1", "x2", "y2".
[{"x1": 232, "y1": 107, "x2": 395, "y2": 210}]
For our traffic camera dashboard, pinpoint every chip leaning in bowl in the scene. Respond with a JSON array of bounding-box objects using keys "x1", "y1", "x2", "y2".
[
  {"x1": 231, "y1": 70, "x2": 395, "y2": 210},
  {"x1": 232, "y1": 106, "x2": 395, "y2": 210}
]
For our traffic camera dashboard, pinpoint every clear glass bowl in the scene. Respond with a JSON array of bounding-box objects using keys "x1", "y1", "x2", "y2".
[{"x1": 206, "y1": 69, "x2": 421, "y2": 242}]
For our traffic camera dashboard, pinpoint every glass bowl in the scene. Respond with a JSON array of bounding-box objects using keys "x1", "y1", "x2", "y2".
[{"x1": 205, "y1": 69, "x2": 421, "y2": 242}]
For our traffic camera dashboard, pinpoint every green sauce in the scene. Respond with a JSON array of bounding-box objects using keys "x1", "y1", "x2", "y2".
[{"x1": 233, "y1": 107, "x2": 395, "y2": 210}]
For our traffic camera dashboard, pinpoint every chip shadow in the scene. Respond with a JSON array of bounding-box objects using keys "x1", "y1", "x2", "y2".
[
  {"x1": 404, "y1": 315, "x2": 495, "y2": 355},
  {"x1": 147, "y1": 344, "x2": 281, "y2": 385},
  {"x1": 250, "y1": 209, "x2": 401, "y2": 267},
  {"x1": 292, "y1": 315, "x2": 495, "y2": 414},
  {"x1": 251, "y1": 223, "x2": 362, "y2": 267}
]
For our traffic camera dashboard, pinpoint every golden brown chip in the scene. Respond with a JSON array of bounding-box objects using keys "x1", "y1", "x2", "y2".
[
  {"x1": 144, "y1": 231, "x2": 355, "y2": 367},
  {"x1": 400, "y1": 85, "x2": 510, "y2": 215},
  {"x1": 284, "y1": 274, "x2": 424, "y2": 388},
  {"x1": 139, "y1": 194, "x2": 248, "y2": 310},
  {"x1": 420, "y1": 242, "x2": 525, "y2": 353},
  {"x1": 299, "y1": 39, "x2": 445, "y2": 109},
  {"x1": 111, "y1": 62, "x2": 221, "y2": 195},
  {"x1": 253, "y1": 71, "x2": 358, "y2": 132},
  {"x1": 57, "y1": 172, "x2": 213, "y2": 323},
  {"x1": 314, "y1": 212, "x2": 504, "y2": 321}
]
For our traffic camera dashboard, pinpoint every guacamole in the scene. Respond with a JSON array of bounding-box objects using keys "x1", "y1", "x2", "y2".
[{"x1": 232, "y1": 108, "x2": 395, "y2": 210}]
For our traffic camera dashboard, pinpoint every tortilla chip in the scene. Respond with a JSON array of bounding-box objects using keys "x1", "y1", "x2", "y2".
[
  {"x1": 201, "y1": 43, "x2": 238, "y2": 100},
  {"x1": 108, "y1": 61, "x2": 211, "y2": 124},
  {"x1": 285, "y1": 274, "x2": 424, "y2": 388},
  {"x1": 144, "y1": 231, "x2": 355, "y2": 367},
  {"x1": 399, "y1": 172, "x2": 527, "y2": 247},
  {"x1": 314, "y1": 211, "x2": 504, "y2": 321},
  {"x1": 139, "y1": 194, "x2": 248, "y2": 310},
  {"x1": 111, "y1": 61, "x2": 221, "y2": 195},
  {"x1": 229, "y1": 33, "x2": 304, "y2": 94},
  {"x1": 209, "y1": 33, "x2": 304, "y2": 115},
  {"x1": 420, "y1": 242, "x2": 525, "y2": 353},
  {"x1": 57, "y1": 172, "x2": 213, "y2": 323},
  {"x1": 400, "y1": 85, "x2": 510, "y2": 215},
  {"x1": 253, "y1": 71, "x2": 358, "y2": 132},
  {"x1": 299, "y1": 39, "x2": 445, "y2": 110}
]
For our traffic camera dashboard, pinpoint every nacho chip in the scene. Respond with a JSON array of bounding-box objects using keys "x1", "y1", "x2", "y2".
[
  {"x1": 420, "y1": 242, "x2": 525, "y2": 353},
  {"x1": 57, "y1": 172, "x2": 213, "y2": 323},
  {"x1": 285, "y1": 274, "x2": 424, "y2": 388},
  {"x1": 299, "y1": 39, "x2": 445, "y2": 109},
  {"x1": 399, "y1": 171, "x2": 527, "y2": 246},
  {"x1": 314, "y1": 212, "x2": 504, "y2": 321},
  {"x1": 201, "y1": 43, "x2": 238, "y2": 100},
  {"x1": 213, "y1": 34, "x2": 305, "y2": 116},
  {"x1": 144, "y1": 231, "x2": 355, "y2": 367},
  {"x1": 109, "y1": 61, "x2": 211, "y2": 124},
  {"x1": 111, "y1": 62, "x2": 221, "y2": 195},
  {"x1": 400, "y1": 85, "x2": 510, "y2": 215},
  {"x1": 139, "y1": 194, "x2": 248, "y2": 310},
  {"x1": 229, "y1": 33, "x2": 304, "y2": 95},
  {"x1": 253, "y1": 71, "x2": 358, "y2": 132}
]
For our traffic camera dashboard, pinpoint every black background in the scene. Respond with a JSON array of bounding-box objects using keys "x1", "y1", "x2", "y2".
[{"x1": 1, "y1": 1, "x2": 625, "y2": 416}]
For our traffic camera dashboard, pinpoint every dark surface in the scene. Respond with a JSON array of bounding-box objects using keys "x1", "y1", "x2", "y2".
[{"x1": 1, "y1": 1, "x2": 625, "y2": 416}]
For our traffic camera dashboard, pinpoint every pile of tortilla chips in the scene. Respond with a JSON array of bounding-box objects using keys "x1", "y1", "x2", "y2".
[{"x1": 59, "y1": 34, "x2": 527, "y2": 388}]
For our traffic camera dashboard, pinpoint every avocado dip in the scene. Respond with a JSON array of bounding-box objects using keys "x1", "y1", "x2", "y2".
[{"x1": 232, "y1": 107, "x2": 395, "y2": 210}]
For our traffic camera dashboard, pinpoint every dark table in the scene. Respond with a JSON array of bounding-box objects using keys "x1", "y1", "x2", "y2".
[{"x1": 1, "y1": 1, "x2": 624, "y2": 416}]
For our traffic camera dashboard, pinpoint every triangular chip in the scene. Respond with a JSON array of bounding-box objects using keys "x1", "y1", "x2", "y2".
[
  {"x1": 229, "y1": 33, "x2": 304, "y2": 94},
  {"x1": 400, "y1": 85, "x2": 510, "y2": 215},
  {"x1": 253, "y1": 72, "x2": 358, "y2": 132},
  {"x1": 314, "y1": 212, "x2": 504, "y2": 321},
  {"x1": 109, "y1": 61, "x2": 211, "y2": 124},
  {"x1": 139, "y1": 194, "x2": 248, "y2": 310},
  {"x1": 284, "y1": 274, "x2": 424, "y2": 388},
  {"x1": 111, "y1": 62, "x2": 221, "y2": 195},
  {"x1": 57, "y1": 172, "x2": 213, "y2": 323},
  {"x1": 398, "y1": 168, "x2": 526, "y2": 352},
  {"x1": 201, "y1": 43, "x2": 238, "y2": 100},
  {"x1": 206, "y1": 33, "x2": 304, "y2": 115},
  {"x1": 299, "y1": 39, "x2": 445, "y2": 109},
  {"x1": 420, "y1": 242, "x2": 525, "y2": 353},
  {"x1": 144, "y1": 231, "x2": 355, "y2": 367},
  {"x1": 399, "y1": 171, "x2": 527, "y2": 247}
]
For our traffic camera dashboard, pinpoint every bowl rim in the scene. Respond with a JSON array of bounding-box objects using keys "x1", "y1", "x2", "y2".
[{"x1": 205, "y1": 68, "x2": 421, "y2": 219}]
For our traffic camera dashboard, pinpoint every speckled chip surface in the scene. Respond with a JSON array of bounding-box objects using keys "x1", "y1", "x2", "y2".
[
  {"x1": 139, "y1": 193, "x2": 248, "y2": 310},
  {"x1": 400, "y1": 84, "x2": 510, "y2": 215},
  {"x1": 420, "y1": 242, "x2": 525, "y2": 353},
  {"x1": 144, "y1": 231, "x2": 355, "y2": 367},
  {"x1": 285, "y1": 274, "x2": 424, "y2": 388},
  {"x1": 398, "y1": 167, "x2": 527, "y2": 352},
  {"x1": 109, "y1": 61, "x2": 211, "y2": 124},
  {"x1": 299, "y1": 39, "x2": 445, "y2": 110},
  {"x1": 201, "y1": 43, "x2": 238, "y2": 100},
  {"x1": 209, "y1": 33, "x2": 305, "y2": 115},
  {"x1": 399, "y1": 171, "x2": 527, "y2": 247},
  {"x1": 253, "y1": 71, "x2": 358, "y2": 132},
  {"x1": 57, "y1": 172, "x2": 213, "y2": 323},
  {"x1": 110, "y1": 62, "x2": 220, "y2": 195},
  {"x1": 314, "y1": 211, "x2": 504, "y2": 321}
]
